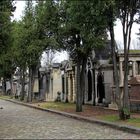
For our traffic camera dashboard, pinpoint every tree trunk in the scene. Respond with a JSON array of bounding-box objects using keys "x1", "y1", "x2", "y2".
[
  {"x1": 108, "y1": 7, "x2": 122, "y2": 119},
  {"x1": 2, "y1": 78, "x2": 6, "y2": 95},
  {"x1": 38, "y1": 69, "x2": 44, "y2": 101},
  {"x1": 20, "y1": 68, "x2": 25, "y2": 101},
  {"x1": 10, "y1": 74, "x2": 13, "y2": 98},
  {"x1": 28, "y1": 67, "x2": 32, "y2": 102},
  {"x1": 31, "y1": 67, "x2": 36, "y2": 100},
  {"x1": 92, "y1": 67, "x2": 96, "y2": 106},
  {"x1": 122, "y1": 50, "x2": 130, "y2": 119},
  {"x1": 80, "y1": 58, "x2": 87, "y2": 105},
  {"x1": 76, "y1": 59, "x2": 82, "y2": 112},
  {"x1": 122, "y1": 27, "x2": 131, "y2": 120}
]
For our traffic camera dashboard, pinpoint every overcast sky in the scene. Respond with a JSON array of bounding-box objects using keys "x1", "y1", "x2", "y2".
[
  {"x1": 12, "y1": 1, "x2": 140, "y2": 58},
  {"x1": 114, "y1": 19, "x2": 140, "y2": 49},
  {"x1": 12, "y1": 1, "x2": 26, "y2": 20}
]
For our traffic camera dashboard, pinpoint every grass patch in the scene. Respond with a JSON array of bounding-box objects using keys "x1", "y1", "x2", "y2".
[
  {"x1": 38, "y1": 102, "x2": 75, "y2": 111},
  {"x1": 129, "y1": 50, "x2": 140, "y2": 53},
  {"x1": 127, "y1": 117, "x2": 140, "y2": 127},
  {"x1": 0, "y1": 95, "x2": 12, "y2": 99},
  {"x1": 39, "y1": 102, "x2": 140, "y2": 128},
  {"x1": 99, "y1": 115, "x2": 120, "y2": 122},
  {"x1": 99, "y1": 115, "x2": 140, "y2": 128}
]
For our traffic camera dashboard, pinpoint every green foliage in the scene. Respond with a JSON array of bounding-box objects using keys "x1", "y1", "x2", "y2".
[
  {"x1": 12, "y1": 1, "x2": 43, "y2": 69},
  {"x1": 11, "y1": 21, "x2": 27, "y2": 68},
  {"x1": 11, "y1": 0, "x2": 60, "y2": 70},
  {"x1": 57, "y1": 0, "x2": 111, "y2": 112},
  {"x1": 0, "y1": 0, "x2": 16, "y2": 78},
  {"x1": 34, "y1": 0, "x2": 60, "y2": 51},
  {"x1": 58, "y1": 0, "x2": 108, "y2": 60},
  {"x1": 123, "y1": 107, "x2": 130, "y2": 116},
  {"x1": 22, "y1": 1, "x2": 41, "y2": 68}
]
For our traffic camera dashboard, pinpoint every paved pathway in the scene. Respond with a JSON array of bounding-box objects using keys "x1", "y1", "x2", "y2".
[{"x1": 0, "y1": 99, "x2": 140, "y2": 139}]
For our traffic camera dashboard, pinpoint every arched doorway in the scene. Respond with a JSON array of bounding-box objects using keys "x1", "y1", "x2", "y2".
[
  {"x1": 97, "y1": 71, "x2": 105, "y2": 103},
  {"x1": 88, "y1": 70, "x2": 92, "y2": 101},
  {"x1": 62, "y1": 75, "x2": 65, "y2": 100}
]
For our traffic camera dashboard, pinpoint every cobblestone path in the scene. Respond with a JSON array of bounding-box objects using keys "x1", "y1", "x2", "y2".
[{"x1": 0, "y1": 99, "x2": 140, "y2": 139}]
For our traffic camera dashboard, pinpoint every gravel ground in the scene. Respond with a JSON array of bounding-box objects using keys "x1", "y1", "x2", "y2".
[{"x1": 0, "y1": 99, "x2": 140, "y2": 139}]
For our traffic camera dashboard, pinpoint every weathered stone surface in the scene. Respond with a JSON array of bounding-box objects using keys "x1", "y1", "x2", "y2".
[
  {"x1": 129, "y1": 76, "x2": 140, "y2": 111},
  {"x1": 0, "y1": 99, "x2": 140, "y2": 139}
]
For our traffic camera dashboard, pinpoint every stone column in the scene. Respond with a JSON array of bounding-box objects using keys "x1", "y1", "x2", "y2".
[
  {"x1": 67, "y1": 73, "x2": 71, "y2": 102},
  {"x1": 51, "y1": 76, "x2": 53, "y2": 100},
  {"x1": 72, "y1": 72, "x2": 76, "y2": 102},
  {"x1": 65, "y1": 74, "x2": 69, "y2": 102},
  {"x1": 119, "y1": 61, "x2": 123, "y2": 85},
  {"x1": 133, "y1": 61, "x2": 136, "y2": 77},
  {"x1": 95, "y1": 71, "x2": 98, "y2": 104},
  {"x1": 64, "y1": 73, "x2": 67, "y2": 101}
]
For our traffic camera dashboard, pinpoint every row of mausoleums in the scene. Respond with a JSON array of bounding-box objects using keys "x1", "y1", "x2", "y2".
[
  {"x1": 35, "y1": 49, "x2": 140, "y2": 111},
  {"x1": 1, "y1": 48, "x2": 140, "y2": 111}
]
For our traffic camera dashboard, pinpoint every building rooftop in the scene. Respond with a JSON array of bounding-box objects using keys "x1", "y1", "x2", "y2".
[
  {"x1": 52, "y1": 63, "x2": 60, "y2": 68},
  {"x1": 118, "y1": 50, "x2": 140, "y2": 54}
]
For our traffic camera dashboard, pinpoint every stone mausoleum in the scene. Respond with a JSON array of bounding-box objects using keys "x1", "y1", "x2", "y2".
[
  {"x1": 43, "y1": 42, "x2": 114, "y2": 107},
  {"x1": 41, "y1": 48, "x2": 140, "y2": 111}
]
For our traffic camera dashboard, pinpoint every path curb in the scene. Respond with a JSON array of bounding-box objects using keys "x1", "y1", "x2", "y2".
[{"x1": 2, "y1": 98, "x2": 140, "y2": 135}]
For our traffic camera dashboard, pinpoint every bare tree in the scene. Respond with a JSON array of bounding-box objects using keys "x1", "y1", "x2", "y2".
[
  {"x1": 41, "y1": 49, "x2": 56, "y2": 68},
  {"x1": 117, "y1": 0, "x2": 140, "y2": 119}
]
